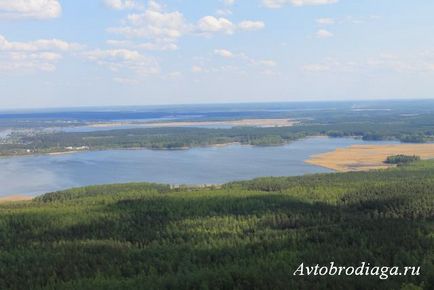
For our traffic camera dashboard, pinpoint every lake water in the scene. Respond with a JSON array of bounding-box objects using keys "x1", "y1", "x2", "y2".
[{"x1": 0, "y1": 137, "x2": 393, "y2": 197}]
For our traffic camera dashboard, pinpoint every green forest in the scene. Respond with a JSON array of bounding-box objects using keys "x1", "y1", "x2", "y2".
[
  {"x1": 385, "y1": 155, "x2": 421, "y2": 165},
  {"x1": 0, "y1": 161, "x2": 433, "y2": 290}
]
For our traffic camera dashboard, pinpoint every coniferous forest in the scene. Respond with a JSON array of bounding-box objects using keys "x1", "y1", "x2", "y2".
[{"x1": 0, "y1": 161, "x2": 433, "y2": 290}]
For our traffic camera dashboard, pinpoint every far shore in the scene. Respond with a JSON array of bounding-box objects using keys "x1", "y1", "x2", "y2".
[
  {"x1": 307, "y1": 143, "x2": 434, "y2": 172},
  {"x1": 17, "y1": 142, "x2": 245, "y2": 157},
  {"x1": 0, "y1": 139, "x2": 295, "y2": 158}
]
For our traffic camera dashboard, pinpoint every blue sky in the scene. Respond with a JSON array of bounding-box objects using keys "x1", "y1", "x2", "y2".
[{"x1": 0, "y1": 0, "x2": 434, "y2": 108}]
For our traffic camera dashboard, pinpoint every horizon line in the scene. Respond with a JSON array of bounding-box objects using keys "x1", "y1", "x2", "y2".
[{"x1": 1, "y1": 97, "x2": 434, "y2": 113}]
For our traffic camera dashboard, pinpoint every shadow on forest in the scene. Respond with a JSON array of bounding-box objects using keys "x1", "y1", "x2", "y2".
[
  {"x1": 35, "y1": 191, "x2": 426, "y2": 249},
  {"x1": 1, "y1": 186, "x2": 432, "y2": 290}
]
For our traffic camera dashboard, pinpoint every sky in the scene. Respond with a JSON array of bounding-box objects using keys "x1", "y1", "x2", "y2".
[{"x1": 0, "y1": 0, "x2": 434, "y2": 109}]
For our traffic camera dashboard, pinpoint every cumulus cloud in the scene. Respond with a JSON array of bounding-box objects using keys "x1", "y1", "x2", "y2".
[
  {"x1": 108, "y1": 1, "x2": 265, "y2": 51},
  {"x1": 0, "y1": 0, "x2": 61, "y2": 19},
  {"x1": 104, "y1": 0, "x2": 144, "y2": 10},
  {"x1": 83, "y1": 49, "x2": 160, "y2": 76},
  {"x1": 0, "y1": 35, "x2": 81, "y2": 51},
  {"x1": 263, "y1": 0, "x2": 338, "y2": 9},
  {"x1": 197, "y1": 16, "x2": 235, "y2": 34},
  {"x1": 197, "y1": 17, "x2": 265, "y2": 34},
  {"x1": 107, "y1": 39, "x2": 178, "y2": 51},
  {"x1": 210, "y1": 48, "x2": 277, "y2": 75},
  {"x1": 107, "y1": 1, "x2": 189, "y2": 51},
  {"x1": 316, "y1": 29, "x2": 333, "y2": 38},
  {"x1": 0, "y1": 52, "x2": 62, "y2": 72},
  {"x1": 238, "y1": 21, "x2": 265, "y2": 31},
  {"x1": 256, "y1": 60, "x2": 277, "y2": 67},
  {"x1": 0, "y1": 34, "x2": 80, "y2": 72},
  {"x1": 223, "y1": 0, "x2": 236, "y2": 5},
  {"x1": 214, "y1": 49, "x2": 234, "y2": 58},
  {"x1": 191, "y1": 65, "x2": 204, "y2": 73},
  {"x1": 316, "y1": 18, "x2": 335, "y2": 25},
  {"x1": 110, "y1": 11, "x2": 188, "y2": 39}
]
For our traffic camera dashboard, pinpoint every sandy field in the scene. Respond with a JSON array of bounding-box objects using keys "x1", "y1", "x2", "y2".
[
  {"x1": 0, "y1": 195, "x2": 33, "y2": 203},
  {"x1": 89, "y1": 118, "x2": 298, "y2": 128},
  {"x1": 307, "y1": 144, "x2": 434, "y2": 172}
]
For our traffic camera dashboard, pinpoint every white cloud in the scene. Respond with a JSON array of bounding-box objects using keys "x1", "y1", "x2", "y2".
[
  {"x1": 133, "y1": 42, "x2": 178, "y2": 51},
  {"x1": 110, "y1": 11, "x2": 188, "y2": 39},
  {"x1": 197, "y1": 16, "x2": 235, "y2": 34},
  {"x1": 316, "y1": 29, "x2": 333, "y2": 38},
  {"x1": 0, "y1": 0, "x2": 61, "y2": 19},
  {"x1": 256, "y1": 60, "x2": 276, "y2": 67},
  {"x1": 238, "y1": 21, "x2": 265, "y2": 31},
  {"x1": 0, "y1": 35, "x2": 81, "y2": 51},
  {"x1": 223, "y1": 0, "x2": 236, "y2": 6},
  {"x1": 197, "y1": 17, "x2": 264, "y2": 34},
  {"x1": 107, "y1": 39, "x2": 178, "y2": 51},
  {"x1": 104, "y1": 0, "x2": 144, "y2": 10},
  {"x1": 83, "y1": 49, "x2": 160, "y2": 76},
  {"x1": 210, "y1": 49, "x2": 277, "y2": 75},
  {"x1": 263, "y1": 0, "x2": 338, "y2": 9},
  {"x1": 0, "y1": 52, "x2": 62, "y2": 72},
  {"x1": 0, "y1": 34, "x2": 80, "y2": 72},
  {"x1": 316, "y1": 18, "x2": 335, "y2": 25},
  {"x1": 108, "y1": 1, "x2": 189, "y2": 51},
  {"x1": 108, "y1": 2, "x2": 265, "y2": 51},
  {"x1": 214, "y1": 49, "x2": 234, "y2": 58},
  {"x1": 192, "y1": 65, "x2": 204, "y2": 73}
]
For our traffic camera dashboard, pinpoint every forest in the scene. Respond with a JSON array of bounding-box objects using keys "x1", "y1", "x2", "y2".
[
  {"x1": 0, "y1": 160, "x2": 433, "y2": 289},
  {"x1": 385, "y1": 155, "x2": 421, "y2": 165}
]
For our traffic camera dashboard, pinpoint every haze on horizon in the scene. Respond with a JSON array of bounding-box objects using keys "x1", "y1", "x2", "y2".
[{"x1": 1, "y1": 0, "x2": 434, "y2": 109}]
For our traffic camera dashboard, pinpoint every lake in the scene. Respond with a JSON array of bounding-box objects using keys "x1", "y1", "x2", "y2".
[{"x1": 0, "y1": 137, "x2": 394, "y2": 197}]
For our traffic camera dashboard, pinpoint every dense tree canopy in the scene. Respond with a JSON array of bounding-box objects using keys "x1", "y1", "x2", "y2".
[{"x1": 385, "y1": 155, "x2": 421, "y2": 165}]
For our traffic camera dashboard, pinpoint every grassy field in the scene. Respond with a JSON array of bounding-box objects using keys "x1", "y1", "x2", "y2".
[
  {"x1": 0, "y1": 162, "x2": 433, "y2": 289},
  {"x1": 307, "y1": 144, "x2": 434, "y2": 171}
]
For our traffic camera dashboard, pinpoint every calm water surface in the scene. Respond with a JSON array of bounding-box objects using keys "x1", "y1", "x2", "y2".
[{"x1": 0, "y1": 137, "x2": 393, "y2": 197}]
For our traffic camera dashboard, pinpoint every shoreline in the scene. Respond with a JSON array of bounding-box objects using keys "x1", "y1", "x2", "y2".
[
  {"x1": 1, "y1": 137, "x2": 322, "y2": 158},
  {"x1": 0, "y1": 142, "x2": 246, "y2": 158}
]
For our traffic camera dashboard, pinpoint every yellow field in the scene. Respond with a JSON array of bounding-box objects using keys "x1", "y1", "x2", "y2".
[
  {"x1": 307, "y1": 144, "x2": 434, "y2": 172},
  {"x1": 0, "y1": 195, "x2": 33, "y2": 203}
]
